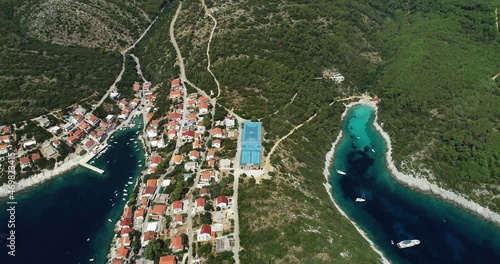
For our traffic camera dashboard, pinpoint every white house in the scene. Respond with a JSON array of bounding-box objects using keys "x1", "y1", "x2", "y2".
[
  {"x1": 224, "y1": 117, "x2": 235, "y2": 128},
  {"x1": 197, "y1": 225, "x2": 211, "y2": 241},
  {"x1": 216, "y1": 196, "x2": 228, "y2": 209},
  {"x1": 220, "y1": 159, "x2": 232, "y2": 169},
  {"x1": 184, "y1": 161, "x2": 198, "y2": 171},
  {"x1": 23, "y1": 140, "x2": 37, "y2": 149},
  {"x1": 146, "y1": 128, "x2": 158, "y2": 138},
  {"x1": 332, "y1": 73, "x2": 345, "y2": 83}
]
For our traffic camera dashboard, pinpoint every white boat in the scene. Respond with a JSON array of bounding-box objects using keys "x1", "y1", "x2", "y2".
[
  {"x1": 108, "y1": 219, "x2": 112, "y2": 222},
  {"x1": 123, "y1": 193, "x2": 128, "y2": 196},
  {"x1": 127, "y1": 181, "x2": 133, "y2": 184},
  {"x1": 123, "y1": 189, "x2": 127, "y2": 192},
  {"x1": 122, "y1": 198, "x2": 126, "y2": 201},
  {"x1": 397, "y1": 239, "x2": 420, "y2": 249},
  {"x1": 371, "y1": 148, "x2": 375, "y2": 153},
  {"x1": 138, "y1": 164, "x2": 142, "y2": 167},
  {"x1": 87, "y1": 238, "x2": 90, "y2": 241},
  {"x1": 336, "y1": 169, "x2": 347, "y2": 175},
  {"x1": 89, "y1": 259, "x2": 94, "y2": 262},
  {"x1": 356, "y1": 192, "x2": 366, "y2": 202}
]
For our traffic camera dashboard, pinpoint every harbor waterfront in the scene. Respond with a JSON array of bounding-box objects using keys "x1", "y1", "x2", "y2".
[
  {"x1": 0, "y1": 117, "x2": 145, "y2": 264},
  {"x1": 330, "y1": 104, "x2": 500, "y2": 263}
]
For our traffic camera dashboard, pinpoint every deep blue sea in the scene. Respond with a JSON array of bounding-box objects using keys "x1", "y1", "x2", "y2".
[
  {"x1": 0, "y1": 117, "x2": 144, "y2": 264},
  {"x1": 330, "y1": 104, "x2": 500, "y2": 264}
]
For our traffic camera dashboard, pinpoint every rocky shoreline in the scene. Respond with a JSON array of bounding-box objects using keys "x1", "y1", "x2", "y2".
[
  {"x1": 371, "y1": 107, "x2": 500, "y2": 227},
  {"x1": 0, "y1": 156, "x2": 79, "y2": 198}
]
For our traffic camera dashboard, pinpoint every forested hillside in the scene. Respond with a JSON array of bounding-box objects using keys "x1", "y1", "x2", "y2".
[
  {"x1": 0, "y1": 0, "x2": 164, "y2": 124},
  {"x1": 369, "y1": 0, "x2": 500, "y2": 211}
]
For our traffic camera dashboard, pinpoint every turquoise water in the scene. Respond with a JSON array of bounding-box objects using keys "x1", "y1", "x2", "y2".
[
  {"x1": 330, "y1": 104, "x2": 500, "y2": 263},
  {"x1": 0, "y1": 117, "x2": 144, "y2": 263}
]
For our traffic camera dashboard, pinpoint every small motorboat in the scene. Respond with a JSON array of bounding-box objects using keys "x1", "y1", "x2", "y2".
[
  {"x1": 108, "y1": 219, "x2": 112, "y2": 223},
  {"x1": 336, "y1": 169, "x2": 346, "y2": 175}
]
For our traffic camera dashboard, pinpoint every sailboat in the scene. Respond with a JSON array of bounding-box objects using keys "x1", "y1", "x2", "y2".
[
  {"x1": 355, "y1": 192, "x2": 366, "y2": 202},
  {"x1": 336, "y1": 169, "x2": 346, "y2": 175}
]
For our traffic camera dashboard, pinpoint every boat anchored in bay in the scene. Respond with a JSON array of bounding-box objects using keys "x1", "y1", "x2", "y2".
[
  {"x1": 336, "y1": 169, "x2": 347, "y2": 175},
  {"x1": 397, "y1": 239, "x2": 421, "y2": 249}
]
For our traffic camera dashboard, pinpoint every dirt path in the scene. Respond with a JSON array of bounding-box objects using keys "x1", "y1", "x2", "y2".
[
  {"x1": 93, "y1": 15, "x2": 159, "y2": 111},
  {"x1": 496, "y1": 8, "x2": 499, "y2": 32},
  {"x1": 201, "y1": 0, "x2": 221, "y2": 98},
  {"x1": 260, "y1": 92, "x2": 298, "y2": 121},
  {"x1": 493, "y1": 71, "x2": 500, "y2": 81},
  {"x1": 263, "y1": 113, "x2": 318, "y2": 174},
  {"x1": 129, "y1": 54, "x2": 147, "y2": 83}
]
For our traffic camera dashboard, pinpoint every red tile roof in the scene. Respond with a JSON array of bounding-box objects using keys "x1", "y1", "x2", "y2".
[
  {"x1": 151, "y1": 155, "x2": 161, "y2": 165},
  {"x1": 151, "y1": 205, "x2": 166, "y2": 216},
  {"x1": 30, "y1": 153, "x2": 41, "y2": 162},
  {"x1": 20, "y1": 157, "x2": 30, "y2": 164},
  {"x1": 143, "y1": 231, "x2": 156, "y2": 242},
  {"x1": 172, "y1": 200, "x2": 183, "y2": 210},
  {"x1": 199, "y1": 188, "x2": 208, "y2": 196},
  {"x1": 160, "y1": 255, "x2": 177, "y2": 264},
  {"x1": 135, "y1": 207, "x2": 145, "y2": 218},
  {"x1": 116, "y1": 247, "x2": 129, "y2": 259},
  {"x1": 216, "y1": 196, "x2": 227, "y2": 205},
  {"x1": 195, "y1": 198, "x2": 205, "y2": 208},
  {"x1": 120, "y1": 227, "x2": 131, "y2": 236},
  {"x1": 120, "y1": 218, "x2": 131, "y2": 227},
  {"x1": 173, "y1": 214, "x2": 183, "y2": 223},
  {"x1": 142, "y1": 186, "x2": 156, "y2": 196},
  {"x1": 147, "y1": 179, "x2": 157, "y2": 187},
  {"x1": 200, "y1": 224, "x2": 211, "y2": 235},
  {"x1": 171, "y1": 78, "x2": 181, "y2": 87},
  {"x1": 171, "y1": 236, "x2": 184, "y2": 251},
  {"x1": 123, "y1": 207, "x2": 133, "y2": 219}
]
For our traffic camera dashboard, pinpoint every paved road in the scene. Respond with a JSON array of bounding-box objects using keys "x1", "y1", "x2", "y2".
[{"x1": 231, "y1": 123, "x2": 244, "y2": 264}]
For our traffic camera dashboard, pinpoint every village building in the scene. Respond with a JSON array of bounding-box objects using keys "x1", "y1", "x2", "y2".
[
  {"x1": 195, "y1": 198, "x2": 205, "y2": 213},
  {"x1": 184, "y1": 161, "x2": 197, "y2": 171},
  {"x1": 216, "y1": 196, "x2": 229, "y2": 209},
  {"x1": 160, "y1": 255, "x2": 178, "y2": 264},
  {"x1": 172, "y1": 200, "x2": 184, "y2": 214},
  {"x1": 212, "y1": 139, "x2": 222, "y2": 148},
  {"x1": 171, "y1": 236, "x2": 184, "y2": 252},
  {"x1": 172, "y1": 214, "x2": 183, "y2": 226},
  {"x1": 19, "y1": 156, "x2": 31, "y2": 168},
  {"x1": 211, "y1": 128, "x2": 224, "y2": 138},
  {"x1": 116, "y1": 247, "x2": 129, "y2": 259},
  {"x1": 188, "y1": 150, "x2": 200, "y2": 161},
  {"x1": 197, "y1": 224, "x2": 211, "y2": 241},
  {"x1": 173, "y1": 155, "x2": 183, "y2": 165}
]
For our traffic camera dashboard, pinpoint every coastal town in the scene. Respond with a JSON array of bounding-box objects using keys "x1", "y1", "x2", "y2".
[
  {"x1": 106, "y1": 76, "x2": 265, "y2": 264},
  {"x1": 0, "y1": 72, "x2": 265, "y2": 263}
]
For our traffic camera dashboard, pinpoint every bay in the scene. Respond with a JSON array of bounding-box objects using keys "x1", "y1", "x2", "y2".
[
  {"x1": 0, "y1": 116, "x2": 144, "y2": 264},
  {"x1": 330, "y1": 104, "x2": 500, "y2": 264}
]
